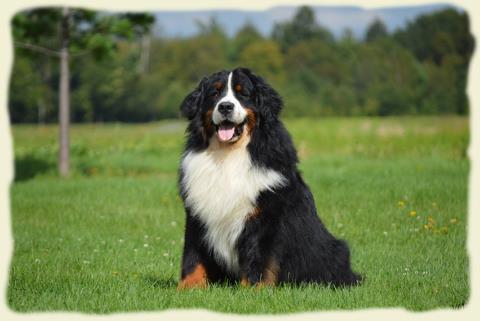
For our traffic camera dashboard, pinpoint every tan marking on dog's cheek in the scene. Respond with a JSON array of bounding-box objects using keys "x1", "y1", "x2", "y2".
[
  {"x1": 177, "y1": 264, "x2": 208, "y2": 290},
  {"x1": 244, "y1": 108, "x2": 257, "y2": 135},
  {"x1": 203, "y1": 108, "x2": 214, "y2": 135}
]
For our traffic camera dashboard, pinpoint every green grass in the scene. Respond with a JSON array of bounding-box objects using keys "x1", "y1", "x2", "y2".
[{"x1": 8, "y1": 116, "x2": 469, "y2": 313}]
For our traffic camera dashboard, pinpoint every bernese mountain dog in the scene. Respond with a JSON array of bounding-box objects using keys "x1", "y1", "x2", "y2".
[{"x1": 177, "y1": 67, "x2": 361, "y2": 289}]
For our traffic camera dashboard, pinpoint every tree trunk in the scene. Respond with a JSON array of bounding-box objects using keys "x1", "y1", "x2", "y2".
[
  {"x1": 138, "y1": 33, "x2": 151, "y2": 74},
  {"x1": 58, "y1": 7, "x2": 70, "y2": 177}
]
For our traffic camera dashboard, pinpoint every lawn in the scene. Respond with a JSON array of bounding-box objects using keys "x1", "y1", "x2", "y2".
[{"x1": 7, "y1": 116, "x2": 469, "y2": 313}]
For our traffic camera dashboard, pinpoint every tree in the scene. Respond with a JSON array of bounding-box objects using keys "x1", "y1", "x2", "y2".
[
  {"x1": 272, "y1": 5, "x2": 333, "y2": 52},
  {"x1": 365, "y1": 18, "x2": 388, "y2": 42},
  {"x1": 393, "y1": 8, "x2": 474, "y2": 65},
  {"x1": 238, "y1": 40, "x2": 284, "y2": 82},
  {"x1": 394, "y1": 8, "x2": 474, "y2": 114},
  {"x1": 12, "y1": 8, "x2": 154, "y2": 176},
  {"x1": 230, "y1": 21, "x2": 263, "y2": 62}
]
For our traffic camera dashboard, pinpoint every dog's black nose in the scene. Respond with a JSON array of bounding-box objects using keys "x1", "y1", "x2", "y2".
[{"x1": 218, "y1": 102, "x2": 234, "y2": 116}]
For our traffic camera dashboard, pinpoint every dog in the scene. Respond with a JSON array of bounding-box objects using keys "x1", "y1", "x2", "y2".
[{"x1": 177, "y1": 67, "x2": 361, "y2": 289}]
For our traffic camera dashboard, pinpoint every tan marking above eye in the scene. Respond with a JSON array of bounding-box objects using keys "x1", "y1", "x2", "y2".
[
  {"x1": 214, "y1": 82, "x2": 223, "y2": 90},
  {"x1": 235, "y1": 84, "x2": 242, "y2": 92}
]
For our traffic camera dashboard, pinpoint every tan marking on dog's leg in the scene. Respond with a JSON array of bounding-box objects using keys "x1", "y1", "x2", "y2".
[
  {"x1": 257, "y1": 257, "x2": 279, "y2": 288},
  {"x1": 177, "y1": 263, "x2": 208, "y2": 290},
  {"x1": 240, "y1": 275, "x2": 250, "y2": 287}
]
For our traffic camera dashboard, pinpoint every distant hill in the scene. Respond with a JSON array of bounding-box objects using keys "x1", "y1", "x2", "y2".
[{"x1": 152, "y1": 3, "x2": 460, "y2": 39}]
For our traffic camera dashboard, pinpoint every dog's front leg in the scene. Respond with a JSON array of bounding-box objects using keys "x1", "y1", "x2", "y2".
[
  {"x1": 237, "y1": 214, "x2": 276, "y2": 287},
  {"x1": 178, "y1": 213, "x2": 209, "y2": 290}
]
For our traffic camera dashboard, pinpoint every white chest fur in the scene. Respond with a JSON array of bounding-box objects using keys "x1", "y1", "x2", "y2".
[{"x1": 181, "y1": 143, "x2": 286, "y2": 275}]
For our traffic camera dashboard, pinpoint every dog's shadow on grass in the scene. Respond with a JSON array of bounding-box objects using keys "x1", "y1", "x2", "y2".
[
  {"x1": 14, "y1": 153, "x2": 54, "y2": 182},
  {"x1": 143, "y1": 275, "x2": 178, "y2": 289}
]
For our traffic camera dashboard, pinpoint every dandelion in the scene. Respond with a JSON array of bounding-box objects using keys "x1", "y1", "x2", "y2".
[
  {"x1": 397, "y1": 201, "x2": 406, "y2": 208},
  {"x1": 409, "y1": 211, "x2": 417, "y2": 217},
  {"x1": 450, "y1": 218, "x2": 459, "y2": 224},
  {"x1": 143, "y1": 243, "x2": 149, "y2": 248}
]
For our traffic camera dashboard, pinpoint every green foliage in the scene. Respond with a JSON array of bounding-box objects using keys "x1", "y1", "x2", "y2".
[
  {"x1": 394, "y1": 8, "x2": 474, "y2": 65},
  {"x1": 365, "y1": 18, "x2": 388, "y2": 42},
  {"x1": 272, "y1": 6, "x2": 334, "y2": 52},
  {"x1": 8, "y1": 55, "x2": 53, "y2": 123},
  {"x1": 8, "y1": 6, "x2": 474, "y2": 123},
  {"x1": 238, "y1": 40, "x2": 284, "y2": 82},
  {"x1": 229, "y1": 21, "x2": 263, "y2": 61}
]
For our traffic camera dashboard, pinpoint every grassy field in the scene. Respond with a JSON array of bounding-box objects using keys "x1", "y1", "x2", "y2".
[{"x1": 7, "y1": 116, "x2": 469, "y2": 313}]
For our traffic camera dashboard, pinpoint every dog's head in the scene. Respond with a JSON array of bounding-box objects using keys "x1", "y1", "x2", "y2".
[{"x1": 180, "y1": 68, "x2": 282, "y2": 145}]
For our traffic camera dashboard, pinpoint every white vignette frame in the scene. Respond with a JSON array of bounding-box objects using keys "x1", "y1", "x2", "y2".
[{"x1": 0, "y1": 0, "x2": 479, "y2": 321}]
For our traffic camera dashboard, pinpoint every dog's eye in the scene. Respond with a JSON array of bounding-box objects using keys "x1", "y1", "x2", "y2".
[
  {"x1": 210, "y1": 90, "x2": 220, "y2": 98},
  {"x1": 238, "y1": 90, "x2": 250, "y2": 98}
]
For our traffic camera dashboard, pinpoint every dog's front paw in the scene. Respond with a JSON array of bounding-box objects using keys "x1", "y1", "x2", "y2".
[
  {"x1": 177, "y1": 264, "x2": 208, "y2": 290},
  {"x1": 240, "y1": 274, "x2": 275, "y2": 289}
]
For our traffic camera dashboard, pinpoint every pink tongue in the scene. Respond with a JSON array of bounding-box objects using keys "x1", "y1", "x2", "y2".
[{"x1": 218, "y1": 126, "x2": 235, "y2": 142}]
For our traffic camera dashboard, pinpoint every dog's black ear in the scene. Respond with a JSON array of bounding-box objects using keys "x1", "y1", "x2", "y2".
[
  {"x1": 239, "y1": 68, "x2": 283, "y2": 120},
  {"x1": 180, "y1": 77, "x2": 207, "y2": 120}
]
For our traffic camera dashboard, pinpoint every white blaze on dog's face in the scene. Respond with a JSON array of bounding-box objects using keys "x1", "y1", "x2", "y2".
[{"x1": 212, "y1": 72, "x2": 248, "y2": 143}]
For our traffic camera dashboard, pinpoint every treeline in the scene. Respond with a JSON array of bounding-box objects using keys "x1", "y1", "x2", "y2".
[{"x1": 9, "y1": 6, "x2": 474, "y2": 123}]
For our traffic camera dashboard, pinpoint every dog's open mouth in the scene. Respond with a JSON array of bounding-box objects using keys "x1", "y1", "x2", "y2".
[{"x1": 216, "y1": 120, "x2": 246, "y2": 143}]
